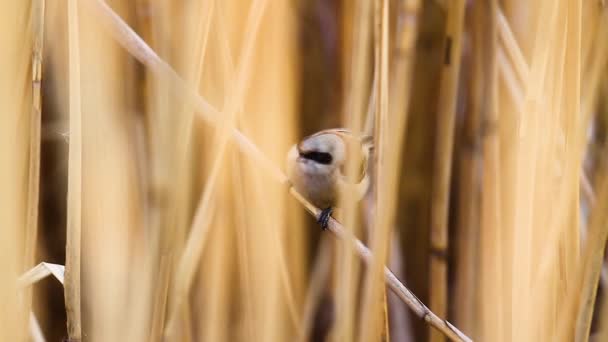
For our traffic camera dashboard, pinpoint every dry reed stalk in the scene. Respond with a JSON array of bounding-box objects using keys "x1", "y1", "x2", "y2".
[
  {"x1": 22, "y1": 0, "x2": 45, "y2": 333},
  {"x1": 493, "y1": 3, "x2": 531, "y2": 341},
  {"x1": 84, "y1": 2, "x2": 471, "y2": 340},
  {"x1": 600, "y1": 296, "x2": 608, "y2": 342},
  {"x1": 453, "y1": 1, "x2": 485, "y2": 335},
  {"x1": 582, "y1": 15, "x2": 608, "y2": 126},
  {"x1": 476, "y1": 1, "x2": 504, "y2": 341},
  {"x1": 556, "y1": 4, "x2": 584, "y2": 338},
  {"x1": 581, "y1": 0, "x2": 602, "y2": 70},
  {"x1": 231, "y1": 151, "x2": 259, "y2": 341},
  {"x1": 0, "y1": 5, "x2": 32, "y2": 338},
  {"x1": 358, "y1": 0, "x2": 392, "y2": 340},
  {"x1": 226, "y1": 2, "x2": 302, "y2": 333},
  {"x1": 507, "y1": 1, "x2": 557, "y2": 340},
  {"x1": 387, "y1": 231, "x2": 415, "y2": 342},
  {"x1": 496, "y1": 8, "x2": 528, "y2": 85},
  {"x1": 496, "y1": 17, "x2": 605, "y2": 338},
  {"x1": 497, "y1": 45, "x2": 524, "y2": 111},
  {"x1": 385, "y1": 2, "x2": 422, "y2": 341},
  {"x1": 145, "y1": 1, "x2": 184, "y2": 336},
  {"x1": 130, "y1": 2, "x2": 171, "y2": 338},
  {"x1": 29, "y1": 311, "x2": 46, "y2": 342},
  {"x1": 335, "y1": 0, "x2": 373, "y2": 338},
  {"x1": 290, "y1": 190, "x2": 472, "y2": 342},
  {"x1": 210, "y1": 2, "x2": 304, "y2": 339},
  {"x1": 506, "y1": 1, "x2": 586, "y2": 340},
  {"x1": 65, "y1": 0, "x2": 83, "y2": 339},
  {"x1": 166, "y1": 1, "x2": 216, "y2": 334},
  {"x1": 428, "y1": 1, "x2": 465, "y2": 341},
  {"x1": 165, "y1": 0, "x2": 297, "y2": 337},
  {"x1": 78, "y1": 0, "x2": 145, "y2": 336},
  {"x1": 575, "y1": 157, "x2": 608, "y2": 341},
  {"x1": 298, "y1": 236, "x2": 332, "y2": 342},
  {"x1": 518, "y1": 3, "x2": 588, "y2": 341}
]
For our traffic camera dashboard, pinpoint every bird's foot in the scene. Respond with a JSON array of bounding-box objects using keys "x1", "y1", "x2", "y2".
[{"x1": 317, "y1": 207, "x2": 333, "y2": 230}]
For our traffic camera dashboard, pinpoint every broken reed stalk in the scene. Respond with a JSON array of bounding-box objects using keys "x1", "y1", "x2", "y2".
[
  {"x1": 65, "y1": 0, "x2": 83, "y2": 340},
  {"x1": 84, "y1": 1, "x2": 472, "y2": 341},
  {"x1": 22, "y1": 0, "x2": 45, "y2": 332},
  {"x1": 429, "y1": 1, "x2": 466, "y2": 341}
]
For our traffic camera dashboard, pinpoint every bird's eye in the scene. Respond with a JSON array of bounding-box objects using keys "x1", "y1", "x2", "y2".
[{"x1": 300, "y1": 151, "x2": 333, "y2": 165}]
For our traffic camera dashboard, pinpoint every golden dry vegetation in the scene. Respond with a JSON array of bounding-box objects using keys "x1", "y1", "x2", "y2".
[{"x1": 1, "y1": 1, "x2": 607, "y2": 341}]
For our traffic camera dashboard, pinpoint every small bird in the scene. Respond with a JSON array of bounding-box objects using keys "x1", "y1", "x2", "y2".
[{"x1": 286, "y1": 129, "x2": 373, "y2": 229}]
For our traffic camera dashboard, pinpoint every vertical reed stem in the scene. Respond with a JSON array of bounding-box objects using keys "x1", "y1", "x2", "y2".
[
  {"x1": 429, "y1": 2, "x2": 466, "y2": 341},
  {"x1": 65, "y1": 0, "x2": 83, "y2": 339}
]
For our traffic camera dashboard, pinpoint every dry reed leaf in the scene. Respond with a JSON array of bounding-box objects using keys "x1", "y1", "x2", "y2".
[{"x1": 17, "y1": 262, "x2": 65, "y2": 287}]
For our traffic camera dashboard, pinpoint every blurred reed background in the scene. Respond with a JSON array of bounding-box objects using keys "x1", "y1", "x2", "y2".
[{"x1": 0, "y1": 0, "x2": 607, "y2": 341}]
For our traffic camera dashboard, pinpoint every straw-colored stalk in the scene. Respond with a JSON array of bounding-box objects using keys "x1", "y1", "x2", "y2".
[
  {"x1": 476, "y1": 1, "x2": 503, "y2": 342},
  {"x1": 429, "y1": 1, "x2": 465, "y2": 341},
  {"x1": 65, "y1": 0, "x2": 83, "y2": 339},
  {"x1": 453, "y1": 0, "x2": 489, "y2": 336},
  {"x1": 162, "y1": 0, "x2": 216, "y2": 335},
  {"x1": 358, "y1": 0, "x2": 391, "y2": 341},
  {"x1": 85, "y1": 2, "x2": 471, "y2": 340},
  {"x1": 386, "y1": 1, "x2": 422, "y2": 341},
  {"x1": 0, "y1": 2, "x2": 32, "y2": 341},
  {"x1": 144, "y1": 1, "x2": 185, "y2": 337},
  {"x1": 334, "y1": 0, "x2": 373, "y2": 338},
  {"x1": 298, "y1": 236, "x2": 332, "y2": 342},
  {"x1": 575, "y1": 155, "x2": 608, "y2": 342},
  {"x1": 501, "y1": 2, "x2": 583, "y2": 341},
  {"x1": 164, "y1": 0, "x2": 271, "y2": 337},
  {"x1": 22, "y1": 0, "x2": 45, "y2": 333}
]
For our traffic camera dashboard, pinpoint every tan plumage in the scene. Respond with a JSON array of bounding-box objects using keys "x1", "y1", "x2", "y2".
[{"x1": 286, "y1": 129, "x2": 373, "y2": 211}]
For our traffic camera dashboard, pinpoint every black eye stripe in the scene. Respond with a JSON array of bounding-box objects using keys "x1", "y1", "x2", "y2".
[{"x1": 300, "y1": 151, "x2": 333, "y2": 165}]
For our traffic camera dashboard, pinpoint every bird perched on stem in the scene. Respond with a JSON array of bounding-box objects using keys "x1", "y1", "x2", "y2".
[{"x1": 286, "y1": 129, "x2": 373, "y2": 229}]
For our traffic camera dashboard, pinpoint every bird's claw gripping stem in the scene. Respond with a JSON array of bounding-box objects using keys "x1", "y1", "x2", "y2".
[{"x1": 317, "y1": 207, "x2": 333, "y2": 230}]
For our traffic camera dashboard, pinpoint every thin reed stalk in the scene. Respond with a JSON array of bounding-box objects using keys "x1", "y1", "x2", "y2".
[
  {"x1": 429, "y1": 2, "x2": 466, "y2": 341},
  {"x1": 22, "y1": 0, "x2": 46, "y2": 333},
  {"x1": 335, "y1": 0, "x2": 373, "y2": 338},
  {"x1": 64, "y1": 0, "x2": 83, "y2": 339},
  {"x1": 359, "y1": 0, "x2": 391, "y2": 339},
  {"x1": 575, "y1": 158, "x2": 608, "y2": 342},
  {"x1": 453, "y1": 1, "x2": 483, "y2": 335},
  {"x1": 0, "y1": 2, "x2": 32, "y2": 340},
  {"x1": 477, "y1": 1, "x2": 503, "y2": 341},
  {"x1": 298, "y1": 236, "x2": 332, "y2": 342}
]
